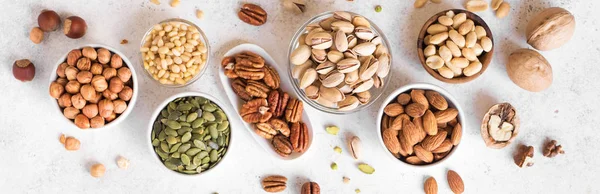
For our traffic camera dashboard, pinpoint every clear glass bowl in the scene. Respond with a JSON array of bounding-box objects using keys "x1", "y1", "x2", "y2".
[
  {"x1": 139, "y1": 18, "x2": 210, "y2": 87},
  {"x1": 287, "y1": 11, "x2": 393, "y2": 114}
]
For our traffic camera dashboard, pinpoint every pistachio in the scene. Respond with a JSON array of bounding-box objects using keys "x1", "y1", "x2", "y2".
[
  {"x1": 305, "y1": 85, "x2": 320, "y2": 100},
  {"x1": 291, "y1": 45, "x2": 311, "y2": 65},
  {"x1": 311, "y1": 49, "x2": 327, "y2": 64},
  {"x1": 359, "y1": 56, "x2": 379, "y2": 81},
  {"x1": 372, "y1": 75, "x2": 383, "y2": 89},
  {"x1": 338, "y1": 96, "x2": 359, "y2": 111},
  {"x1": 352, "y1": 16, "x2": 370, "y2": 28},
  {"x1": 321, "y1": 71, "x2": 345, "y2": 88},
  {"x1": 348, "y1": 136, "x2": 361, "y2": 159},
  {"x1": 370, "y1": 36, "x2": 382, "y2": 45},
  {"x1": 354, "y1": 26, "x2": 375, "y2": 40},
  {"x1": 310, "y1": 32, "x2": 333, "y2": 50},
  {"x1": 283, "y1": 0, "x2": 306, "y2": 14},
  {"x1": 355, "y1": 91, "x2": 371, "y2": 104},
  {"x1": 299, "y1": 68, "x2": 317, "y2": 89},
  {"x1": 326, "y1": 126, "x2": 340, "y2": 135},
  {"x1": 327, "y1": 51, "x2": 345, "y2": 63},
  {"x1": 337, "y1": 58, "x2": 361, "y2": 73},
  {"x1": 347, "y1": 34, "x2": 358, "y2": 49},
  {"x1": 319, "y1": 85, "x2": 345, "y2": 102},
  {"x1": 343, "y1": 50, "x2": 358, "y2": 59},
  {"x1": 344, "y1": 70, "x2": 359, "y2": 85},
  {"x1": 358, "y1": 163, "x2": 375, "y2": 174},
  {"x1": 316, "y1": 61, "x2": 336, "y2": 75},
  {"x1": 335, "y1": 30, "x2": 349, "y2": 52},
  {"x1": 352, "y1": 78, "x2": 374, "y2": 93},
  {"x1": 339, "y1": 84, "x2": 354, "y2": 94},
  {"x1": 352, "y1": 42, "x2": 376, "y2": 56},
  {"x1": 319, "y1": 17, "x2": 336, "y2": 31},
  {"x1": 376, "y1": 53, "x2": 391, "y2": 78},
  {"x1": 333, "y1": 11, "x2": 352, "y2": 22},
  {"x1": 292, "y1": 60, "x2": 314, "y2": 79}
]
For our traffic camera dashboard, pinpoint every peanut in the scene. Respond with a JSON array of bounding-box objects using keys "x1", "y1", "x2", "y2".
[
  {"x1": 463, "y1": 61, "x2": 483, "y2": 76},
  {"x1": 446, "y1": 40, "x2": 462, "y2": 57},
  {"x1": 414, "y1": 0, "x2": 428, "y2": 8},
  {"x1": 474, "y1": 26, "x2": 487, "y2": 39},
  {"x1": 427, "y1": 24, "x2": 448, "y2": 35},
  {"x1": 465, "y1": 0, "x2": 489, "y2": 12},
  {"x1": 445, "y1": 61, "x2": 463, "y2": 76},
  {"x1": 448, "y1": 30, "x2": 465, "y2": 48},
  {"x1": 438, "y1": 66, "x2": 454, "y2": 79},
  {"x1": 452, "y1": 13, "x2": 466, "y2": 29},
  {"x1": 480, "y1": 37, "x2": 493, "y2": 52},
  {"x1": 491, "y1": 0, "x2": 503, "y2": 10},
  {"x1": 450, "y1": 57, "x2": 469, "y2": 68},
  {"x1": 429, "y1": 32, "x2": 449, "y2": 45},
  {"x1": 426, "y1": 55, "x2": 445, "y2": 69},
  {"x1": 496, "y1": 2, "x2": 510, "y2": 19},
  {"x1": 424, "y1": 45, "x2": 437, "y2": 57},
  {"x1": 462, "y1": 48, "x2": 477, "y2": 61},
  {"x1": 465, "y1": 31, "x2": 478, "y2": 48},
  {"x1": 438, "y1": 16, "x2": 453, "y2": 26},
  {"x1": 439, "y1": 46, "x2": 453, "y2": 62},
  {"x1": 458, "y1": 19, "x2": 474, "y2": 35}
]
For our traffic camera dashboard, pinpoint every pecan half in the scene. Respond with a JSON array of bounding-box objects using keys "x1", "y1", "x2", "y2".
[
  {"x1": 246, "y1": 80, "x2": 270, "y2": 98},
  {"x1": 272, "y1": 134, "x2": 293, "y2": 157},
  {"x1": 231, "y1": 78, "x2": 252, "y2": 101},
  {"x1": 270, "y1": 118, "x2": 290, "y2": 137},
  {"x1": 255, "y1": 122, "x2": 277, "y2": 140},
  {"x1": 235, "y1": 51, "x2": 265, "y2": 68},
  {"x1": 240, "y1": 98, "x2": 272, "y2": 123},
  {"x1": 234, "y1": 64, "x2": 264, "y2": 80},
  {"x1": 267, "y1": 90, "x2": 289, "y2": 118},
  {"x1": 301, "y1": 182, "x2": 320, "y2": 194},
  {"x1": 262, "y1": 175, "x2": 287, "y2": 193},
  {"x1": 285, "y1": 98, "x2": 303, "y2": 123},
  {"x1": 263, "y1": 65, "x2": 281, "y2": 89},
  {"x1": 238, "y1": 4, "x2": 268, "y2": 26},
  {"x1": 221, "y1": 56, "x2": 238, "y2": 79},
  {"x1": 290, "y1": 122, "x2": 309, "y2": 153}
]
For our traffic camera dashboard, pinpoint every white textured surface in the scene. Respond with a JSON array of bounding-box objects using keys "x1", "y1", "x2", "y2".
[{"x1": 1, "y1": 0, "x2": 599, "y2": 193}]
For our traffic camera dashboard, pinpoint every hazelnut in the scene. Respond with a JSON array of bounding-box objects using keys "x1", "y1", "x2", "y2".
[
  {"x1": 105, "y1": 112, "x2": 117, "y2": 122},
  {"x1": 64, "y1": 136, "x2": 81, "y2": 151},
  {"x1": 102, "y1": 68, "x2": 117, "y2": 80},
  {"x1": 71, "y1": 93, "x2": 87, "y2": 109},
  {"x1": 90, "y1": 116, "x2": 105, "y2": 128},
  {"x1": 90, "y1": 163, "x2": 106, "y2": 178},
  {"x1": 102, "y1": 90, "x2": 118, "y2": 100},
  {"x1": 29, "y1": 27, "x2": 44, "y2": 44},
  {"x1": 13, "y1": 59, "x2": 36, "y2": 82},
  {"x1": 117, "y1": 67, "x2": 132, "y2": 82},
  {"x1": 110, "y1": 54, "x2": 123, "y2": 68},
  {"x1": 49, "y1": 81, "x2": 65, "y2": 99},
  {"x1": 90, "y1": 63, "x2": 103, "y2": 75},
  {"x1": 76, "y1": 71, "x2": 93, "y2": 84},
  {"x1": 80, "y1": 84, "x2": 97, "y2": 101},
  {"x1": 98, "y1": 99, "x2": 114, "y2": 118},
  {"x1": 64, "y1": 16, "x2": 87, "y2": 39},
  {"x1": 56, "y1": 77, "x2": 68, "y2": 86},
  {"x1": 65, "y1": 66, "x2": 79, "y2": 80},
  {"x1": 63, "y1": 107, "x2": 80, "y2": 119},
  {"x1": 58, "y1": 93, "x2": 72, "y2": 108},
  {"x1": 109, "y1": 77, "x2": 124, "y2": 93},
  {"x1": 91, "y1": 75, "x2": 108, "y2": 92},
  {"x1": 97, "y1": 48, "x2": 111, "y2": 64},
  {"x1": 74, "y1": 114, "x2": 90, "y2": 129},
  {"x1": 82, "y1": 47, "x2": 97, "y2": 60},
  {"x1": 38, "y1": 10, "x2": 61, "y2": 32},
  {"x1": 82, "y1": 104, "x2": 98, "y2": 118},
  {"x1": 65, "y1": 80, "x2": 81, "y2": 94},
  {"x1": 118, "y1": 86, "x2": 133, "y2": 101},
  {"x1": 77, "y1": 57, "x2": 91, "y2": 71},
  {"x1": 56, "y1": 63, "x2": 68, "y2": 78},
  {"x1": 89, "y1": 92, "x2": 102, "y2": 104},
  {"x1": 113, "y1": 100, "x2": 127, "y2": 114},
  {"x1": 67, "y1": 49, "x2": 82, "y2": 66}
]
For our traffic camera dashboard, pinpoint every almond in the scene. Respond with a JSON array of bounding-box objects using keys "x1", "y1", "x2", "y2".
[
  {"x1": 434, "y1": 108, "x2": 458, "y2": 124},
  {"x1": 381, "y1": 115, "x2": 390, "y2": 132},
  {"x1": 434, "y1": 151, "x2": 450, "y2": 160},
  {"x1": 414, "y1": 144, "x2": 433, "y2": 163},
  {"x1": 399, "y1": 133, "x2": 414, "y2": 155},
  {"x1": 447, "y1": 170, "x2": 465, "y2": 194},
  {"x1": 448, "y1": 117, "x2": 458, "y2": 127},
  {"x1": 390, "y1": 114, "x2": 408, "y2": 130},
  {"x1": 405, "y1": 155, "x2": 423, "y2": 165},
  {"x1": 425, "y1": 91, "x2": 448, "y2": 110},
  {"x1": 451, "y1": 123, "x2": 462, "y2": 145},
  {"x1": 406, "y1": 103, "x2": 427, "y2": 118},
  {"x1": 422, "y1": 110, "x2": 438, "y2": 135},
  {"x1": 410, "y1": 89, "x2": 429, "y2": 109},
  {"x1": 382, "y1": 129, "x2": 401, "y2": 154},
  {"x1": 424, "y1": 177, "x2": 438, "y2": 194},
  {"x1": 384, "y1": 103, "x2": 404, "y2": 117},
  {"x1": 397, "y1": 134, "x2": 409, "y2": 157},
  {"x1": 412, "y1": 117, "x2": 427, "y2": 142},
  {"x1": 432, "y1": 139, "x2": 453, "y2": 153},
  {"x1": 421, "y1": 131, "x2": 448, "y2": 151},
  {"x1": 402, "y1": 120, "x2": 422, "y2": 145},
  {"x1": 396, "y1": 93, "x2": 411, "y2": 105}
]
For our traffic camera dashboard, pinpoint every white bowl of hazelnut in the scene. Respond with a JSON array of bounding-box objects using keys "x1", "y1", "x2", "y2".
[{"x1": 48, "y1": 44, "x2": 138, "y2": 130}]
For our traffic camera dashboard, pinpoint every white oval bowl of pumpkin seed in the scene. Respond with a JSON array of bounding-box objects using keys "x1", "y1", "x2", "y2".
[{"x1": 148, "y1": 92, "x2": 234, "y2": 176}]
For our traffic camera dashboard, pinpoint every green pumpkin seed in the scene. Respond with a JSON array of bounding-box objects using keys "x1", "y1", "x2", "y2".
[
  {"x1": 178, "y1": 103, "x2": 193, "y2": 111},
  {"x1": 181, "y1": 132, "x2": 192, "y2": 143},
  {"x1": 178, "y1": 115, "x2": 187, "y2": 122},
  {"x1": 158, "y1": 131, "x2": 166, "y2": 141},
  {"x1": 197, "y1": 97, "x2": 208, "y2": 104},
  {"x1": 203, "y1": 135, "x2": 212, "y2": 141},
  {"x1": 209, "y1": 125, "x2": 218, "y2": 140},
  {"x1": 160, "y1": 118, "x2": 168, "y2": 124},
  {"x1": 217, "y1": 121, "x2": 229, "y2": 131},
  {"x1": 181, "y1": 154, "x2": 191, "y2": 166},
  {"x1": 210, "y1": 150, "x2": 218, "y2": 162},
  {"x1": 160, "y1": 142, "x2": 169, "y2": 153},
  {"x1": 166, "y1": 120, "x2": 181, "y2": 129},
  {"x1": 155, "y1": 148, "x2": 169, "y2": 160},
  {"x1": 187, "y1": 112, "x2": 198, "y2": 122},
  {"x1": 165, "y1": 129, "x2": 177, "y2": 137},
  {"x1": 161, "y1": 109, "x2": 169, "y2": 117},
  {"x1": 180, "y1": 121, "x2": 191, "y2": 127},
  {"x1": 201, "y1": 156, "x2": 210, "y2": 164},
  {"x1": 202, "y1": 104, "x2": 216, "y2": 112},
  {"x1": 171, "y1": 152, "x2": 180, "y2": 158},
  {"x1": 164, "y1": 161, "x2": 177, "y2": 170},
  {"x1": 178, "y1": 143, "x2": 192, "y2": 153},
  {"x1": 186, "y1": 148, "x2": 202, "y2": 156},
  {"x1": 192, "y1": 127, "x2": 204, "y2": 134},
  {"x1": 186, "y1": 164, "x2": 198, "y2": 170},
  {"x1": 192, "y1": 118, "x2": 205, "y2": 128},
  {"x1": 214, "y1": 111, "x2": 226, "y2": 123},
  {"x1": 193, "y1": 154, "x2": 202, "y2": 166},
  {"x1": 200, "y1": 163, "x2": 209, "y2": 169},
  {"x1": 196, "y1": 167, "x2": 203, "y2": 173},
  {"x1": 152, "y1": 139, "x2": 160, "y2": 146},
  {"x1": 193, "y1": 140, "x2": 206, "y2": 150},
  {"x1": 191, "y1": 99, "x2": 200, "y2": 108},
  {"x1": 166, "y1": 136, "x2": 178, "y2": 145},
  {"x1": 182, "y1": 170, "x2": 197, "y2": 174},
  {"x1": 217, "y1": 135, "x2": 224, "y2": 146},
  {"x1": 358, "y1": 163, "x2": 375, "y2": 174},
  {"x1": 170, "y1": 143, "x2": 182, "y2": 153},
  {"x1": 177, "y1": 165, "x2": 184, "y2": 171},
  {"x1": 168, "y1": 102, "x2": 177, "y2": 110}
]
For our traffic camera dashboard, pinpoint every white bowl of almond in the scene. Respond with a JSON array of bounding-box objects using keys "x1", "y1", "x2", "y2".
[{"x1": 376, "y1": 83, "x2": 464, "y2": 166}]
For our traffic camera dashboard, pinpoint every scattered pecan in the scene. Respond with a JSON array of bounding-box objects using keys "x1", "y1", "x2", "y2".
[
  {"x1": 262, "y1": 175, "x2": 287, "y2": 193},
  {"x1": 301, "y1": 181, "x2": 321, "y2": 194},
  {"x1": 238, "y1": 4, "x2": 268, "y2": 26}
]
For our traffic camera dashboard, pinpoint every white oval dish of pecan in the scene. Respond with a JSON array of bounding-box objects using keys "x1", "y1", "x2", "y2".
[{"x1": 219, "y1": 43, "x2": 315, "y2": 160}]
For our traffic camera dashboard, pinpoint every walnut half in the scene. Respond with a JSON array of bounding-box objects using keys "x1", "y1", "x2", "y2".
[
  {"x1": 480, "y1": 103, "x2": 519, "y2": 149},
  {"x1": 515, "y1": 145, "x2": 534, "y2": 168}
]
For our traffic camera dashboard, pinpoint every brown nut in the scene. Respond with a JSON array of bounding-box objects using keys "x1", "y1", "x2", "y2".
[
  {"x1": 526, "y1": 7, "x2": 575, "y2": 51},
  {"x1": 117, "y1": 67, "x2": 132, "y2": 82},
  {"x1": 76, "y1": 71, "x2": 93, "y2": 84},
  {"x1": 90, "y1": 163, "x2": 106, "y2": 178},
  {"x1": 65, "y1": 81, "x2": 81, "y2": 94},
  {"x1": 91, "y1": 75, "x2": 108, "y2": 92},
  {"x1": 80, "y1": 84, "x2": 97, "y2": 101},
  {"x1": 102, "y1": 67, "x2": 117, "y2": 80},
  {"x1": 118, "y1": 86, "x2": 133, "y2": 101},
  {"x1": 29, "y1": 27, "x2": 44, "y2": 44},
  {"x1": 97, "y1": 48, "x2": 111, "y2": 64},
  {"x1": 64, "y1": 16, "x2": 87, "y2": 39},
  {"x1": 231, "y1": 78, "x2": 252, "y2": 101},
  {"x1": 98, "y1": 99, "x2": 114, "y2": 118},
  {"x1": 113, "y1": 99, "x2": 127, "y2": 114},
  {"x1": 56, "y1": 78, "x2": 68, "y2": 86},
  {"x1": 270, "y1": 119, "x2": 290, "y2": 137},
  {"x1": 65, "y1": 66, "x2": 79, "y2": 80},
  {"x1": 240, "y1": 98, "x2": 272, "y2": 123},
  {"x1": 507, "y1": 49, "x2": 553, "y2": 92},
  {"x1": 255, "y1": 122, "x2": 277, "y2": 140},
  {"x1": 272, "y1": 91, "x2": 289, "y2": 118},
  {"x1": 89, "y1": 92, "x2": 102, "y2": 104},
  {"x1": 263, "y1": 65, "x2": 280, "y2": 89},
  {"x1": 76, "y1": 57, "x2": 91, "y2": 71},
  {"x1": 49, "y1": 81, "x2": 65, "y2": 99},
  {"x1": 481, "y1": 103, "x2": 519, "y2": 149},
  {"x1": 63, "y1": 107, "x2": 80, "y2": 119},
  {"x1": 82, "y1": 47, "x2": 97, "y2": 60},
  {"x1": 272, "y1": 134, "x2": 293, "y2": 157},
  {"x1": 74, "y1": 114, "x2": 90, "y2": 129},
  {"x1": 64, "y1": 136, "x2": 81, "y2": 151},
  {"x1": 57, "y1": 93, "x2": 72, "y2": 108},
  {"x1": 110, "y1": 54, "x2": 123, "y2": 69},
  {"x1": 82, "y1": 104, "x2": 99, "y2": 118},
  {"x1": 109, "y1": 77, "x2": 125, "y2": 93},
  {"x1": 238, "y1": 3, "x2": 267, "y2": 26},
  {"x1": 71, "y1": 93, "x2": 86, "y2": 109},
  {"x1": 56, "y1": 63, "x2": 68, "y2": 78},
  {"x1": 90, "y1": 116, "x2": 105, "y2": 128},
  {"x1": 301, "y1": 182, "x2": 320, "y2": 194},
  {"x1": 67, "y1": 49, "x2": 82, "y2": 66},
  {"x1": 515, "y1": 145, "x2": 534, "y2": 168},
  {"x1": 543, "y1": 140, "x2": 564, "y2": 158},
  {"x1": 261, "y1": 175, "x2": 287, "y2": 193},
  {"x1": 90, "y1": 63, "x2": 103, "y2": 75},
  {"x1": 38, "y1": 10, "x2": 61, "y2": 32},
  {"x1": 105, "y1": 112, "x2": 117, "y2": 122},
  {"x1": 13, "y1": 59, "x2": 36, "y2": 82},
  {"x1": 102, "y1": 90, "x2": 118, "y2": 100},
  {"x1": 246, "y1": 80, "x2": 270, "y2": 98},
  {"x1": 290, "y1": 122, "x2": 309, "y2": 153},
  {"x1": 285, "y1": 99, "x2": 303, "y2": 123}
]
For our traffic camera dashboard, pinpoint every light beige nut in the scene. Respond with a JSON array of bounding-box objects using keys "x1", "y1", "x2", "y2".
[
  {"x1": 414, "y1": 0, "x2": 427, "y2": 8},
  {"x1": 496, "y1": 2, "x2": 510, "y2": 19},
  {"x1": 474, "y1": 26, "x2": 487, "y2": 39},
  {"x1": 292, "y1": 60, "x2": 314, "y2": 79},
  {"x1": 438, "y1": 66, "x2": 454, "y2": 79},
  {"x1": 445, "y1": 61, "x2": 463, "y2": 76},
  {"x1": 376, "y1": 53, "x2": 391, "y2": 78},
  {"x1": 473, "y1": 43, "x2": 484, "y2": 56},
  {"x1": 316, "y1": 61, "x2": 336, "y2": 75},
  {"x1": 299, "y1": 68, "x2": 317, "y2": 89},
  {"x1": 424, "y1": 35, "x2": 432, "y2": 45},
  {"x1": 310, "y1": 32, "x2": 334, "y2": 49},
  {"x1": 464, "y1": 61, "x2": 482, "y2": 76},
  {"x1": 526, "y1": 7, "x2": 576, "y2": 51},
  {"x1": 438, "y1": 16, "x2": 453, "y2": 26},
  {"x1": 335, "y1": 30, "x2": 349, "y2": 52},
  {"x1": 458, "y1": 19, "x2": 474, "y2": 35},
  {"x1": 448, "y1": 30, "x2": 465, "y2": 48},
  {"x1": 427, "y1": 24, "x2": 448, "y2": 35},
  {"x1": 438, "y1": 46, "x2": 452, "y2": 62},
  {"x1": 480, "y1": 36, "x2": 493, "y2": 52},
  {"x1": 352, "y1": 79, "x2": 374, "y2": 93},
  {"x1": 338, "y1": 96, "x2": 359, "y2": 111},
  {"x1": 465, "y1": 31, "x2": 477, "y2": 48},
  {"x1": 331, "y1": 21, "x2": 355, "y2": 34},
  {"x1": 446, "y1": 40, "x2": 462, "y2": 57},
  {"x1": 359, "y1": 56, "x2": 379, "y2": 81},
  {"x1": 450, "y1": 57, "x2": 469, "y2": 68},
  {"x1": 319, "y1": 85, "x2": 345, "y2": 103},
  {"x1": 327, "y1": 51, "x2": 344, "y2": 63},
  {"x1": 465, "y1": 0, "x2": 489, "y2": 12},
  {"x1": 352, "y1": 16, "x2": 370, "y2": 28},
  {"x1": 355, "y1": 26, "x2": 375, "y2": 40},
  {"x1": 291, "y1": 45, "x2": 312, "y2": 65},
  {"x1": 452, "y1": 13, "x2": 467, "y2": 29},
  {"x1": 321, "y1": 71, "x2": 345, "y2": 88},
  {"x1": 462, "y1": 48, "x2": 477, "y2": 61},
  {"x1": 491, "y1": 0, "x2": 503, "y2": 10},
  {"x1": 337, "y1": 58, "x2": 361, "y2": 73},
  {"x1": 352, "y1": 42, "x2": 376, "y2": 56},
  {"x1": 426, "y1": 55, "x2": 444, "y2": 69},
  {"x1": 429, "y1": 32, "x2": 449, "y2": 45},
  {"x1": 424, "y1": 45, "x2": 436, "y2": 57}
]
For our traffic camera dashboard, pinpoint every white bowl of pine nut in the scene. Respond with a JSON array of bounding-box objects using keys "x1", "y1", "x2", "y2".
[{"x1": 139, "y1": 18, "x2": 210, "y2": 87}]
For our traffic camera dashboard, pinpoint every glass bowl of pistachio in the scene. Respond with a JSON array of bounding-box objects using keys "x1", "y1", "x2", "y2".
[
  {"x1": 287, "y1": 11, "x2": 392, "y2": 114},
  {"x1": 139, "y1": 18, "x2": 210, "y2": 87},
  {"x1": 147, "y1": 92, "x2": 233, "y2": 176}
]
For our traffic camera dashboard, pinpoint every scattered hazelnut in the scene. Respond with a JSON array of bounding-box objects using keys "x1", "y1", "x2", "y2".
[
  {"x1": 65, "y1": 80, "x2": 81, "y2": 94},
  {"x1": 56, "y1": 77, "x2": 68, "y2": 86},
  {"x1": 13, "y1": 59, "x2": 36, "y2": 82},
  {"x1": 515, "y1": 145, "x2": 534, "y2": 168},
  {"x1": 102, "y1": 90, "x2": 118, "y2": 100},
  {"x1": 59, "y1": 134, "x2": 66, "y2": 144},
  {"x1": 118, "y1": 86, "x2": 133, "y2": 101},
  {"x1": 82, "y1": 47, "x2": 98, "y2": 61},
  {"x1": 110, "y1": 54, "x2": 123, "y2": 69},
  {"x1": 90, "y1": 63, "x2": 103, "y2": 75},
  {"x1": 38, "y1": 10, "x2": 61, "y2": 32},
  {"x1": 543, "y1": 140, "x2": 564, "y2": 158},
  {"x1": 29, "y1": 27, "x2": 44, "y2": 44},
  {"x1": 76, "y1": 71, "x2": 93, "y2": 84},
  {"x1": 89, "y1": 92, "x2": 102, "y2": 104},
  {"x1": 67, "y1": 49, "x2": 82, "y2": 66},
  {"x1": 58, "y1": 93, "x2": 72, "y2": 108},
  {"x1": 56, "y1": 63, "x2": 68, "y2": 78},
  {"x1": 64, "y1": 136, "x2": 81, "y2": 151},
  {"x1": 65, "y1": 66, "x2": 79, "y2": 80},
  {"x1": 102, "y1": 68, "x2": 117, "y2": 80},
  {"x1": 117, "y1": 67, "x2": 132, "y2": 82},
  {"x1": 113, "y1": 100, "x2": 127, "y2": 114},
  {"x1": 71, "y1": 93, "x2": 87, "y2": 109},
  {"x1": 97, "y1": 48, "x2": 111, "y2": 64},
  {"x1": 77, "y1": 57, "x2": 91, "y2": 71},
  {"x1": 49, "y1": 81, "x2": 65, "y2": 99},
  {"x1": 116, "y1": 156, "x2": 130, "y2": 169},
  {"x1": 64, "y1": 16, "x2": 87, "y2": 39},
  {"x1": 74, "y1": 114, "x2": 90, "y2": 129},
  {"x1": 109, "y1": 77, "x2": 124, "y2": 93},
  {"x1": 90, "y1": 116, "x2": 105, "y2": 128},
  {"x1": 82, "y1": 104, "x2": 98, "y2": 118},
  {"x1": 98, "y1": 99, "x2": 114, "y2": 118},
  {"x1": 90, "y1": 163, "x2": 106, "y2": 178},
  {"x1": 91, "y1": 75, "x2": 108, "y2": 92},
  {"x1": 63, "y1": 107, "x2": 80, "y2": 119},
  {"x1": 80, "y1": 84, "x2": 97, "y2": 101},
  {"x1": 105, "y1": 112, "x2": 117, "y2": 122}
]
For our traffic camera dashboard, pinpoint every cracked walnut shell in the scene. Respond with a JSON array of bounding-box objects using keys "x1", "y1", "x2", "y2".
[
  {"x1": 240, "y1": 98, "x2": 273, "y2": 123},
  {"x1": 481, "y1": 103, "x2": 520, "y2": 149}
]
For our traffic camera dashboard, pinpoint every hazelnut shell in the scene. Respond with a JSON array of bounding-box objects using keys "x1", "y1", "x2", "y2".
[
  {"x1": 13, "y1": 59, "x2": 36, "y2": 82},
  {"x1": 506, "y1": 49, "x2": 553, "y2": 92},
  {"x1": 526, "y1": 7, "x2": 575, "y2": 51},
  {"x1": 64, "y1": 16, "x2": 87, "y2": 39},
  {"x1": 480, "y1": 103, "x2": 520, "y2": 149},
  {"x1": 38, "y1": 10, "x2": 61, "y2": 32},
  {"x1": 74, "y1": 114, "x2": 90, "y2": 129}
]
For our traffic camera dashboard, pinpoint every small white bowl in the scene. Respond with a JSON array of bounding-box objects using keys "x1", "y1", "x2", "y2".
[
  {"x1": 376, "y1": 83, "x2": 465, "y2": 167},
  {"x1": 48, "y1": 44, "x2": 139, "y2": 130},
  {"x1": 146, "y1": 92, "x2": 234, "y2": 176}
]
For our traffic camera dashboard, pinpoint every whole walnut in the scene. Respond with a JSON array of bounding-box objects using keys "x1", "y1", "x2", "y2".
[
  {"x1": 526, "y1": 7, "x2": 575, "y2": 51},
  {"x1": 506, "y1": 49, "x2": 552, "y2": 92}
]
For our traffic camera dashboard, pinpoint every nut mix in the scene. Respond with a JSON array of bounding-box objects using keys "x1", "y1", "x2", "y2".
[
  {"x1": 50, "y1": 47, "x2": 134, "y2": 129},
  {"x1": 381, "y1": 89, "x2": 461, "y2": 165},
  {"x1": 481, "y1": 103, "x2": 519, "y2": 149},
  {"x1": 289, "y1": 11, "x2": 391, "y2": 111},
  {"x1": 151, "y1": 96, "x2": 230, "y2": 174},
  {"x1": 140, "y1": 20, "x2": 208, "y2": 85},
  {"x1": 422, "y1": 10, "x2": 493, "y2": 79},
  {"x1": 221, "y1": 51, "x2": 310, "y2": 158}
]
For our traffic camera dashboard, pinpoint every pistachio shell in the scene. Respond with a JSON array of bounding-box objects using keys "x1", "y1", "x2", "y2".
[
  {"x1": 359, "y1": 56, "x2": 379, "y2": 81},
  {"x1": 305, "y1": 85, "x2": 320, "y2": 100},
  {"x1": 333, "y1": 11, "x2": 352, "y2": 22},
  {"x1": 345, "y1": 70, "x2": 359, "y2": 85},
  {"x1": 337, "y1": 58, "x2": 361, "y2": 73},
  {"x1": 327, "y1": 51, "x2": 344, "y2": 63},
  {"x1": 310, "y1": 32, "x2": 333, "y2": 50},
  {"x1": 299, "y1": 68, "x2": 317, "y2": 89},
  {"x1": 331, "y1": 21, "x2": 355, "y2": 34},
  {"x1": 352, "y1": 78, "x2": 374, "y2": 93},
  {"x1": 321, "y1": 71, "x2": 345, "y2": 88},
  {"x1": 352, "y1": 42, "x2": 376, "y2": 56},
  {"x1": 319, "y1": 85, "x2": 345, "y2": 102},
  {"x1": 338, "y1": 96, "x2": 360, "y2": 111},
  {"x1": 376, "y1": 53, "x2": 391, "y2": 78},
  {"x1": 355, "y1": 26, "x2": 375, "y2": 40},
  {"x1": 292, "y1": 60, "x2": 314, "y2": 79},
  {"x1": 352, "y1": 16, "x2": 370, "y2": 28},
  {"x1": 316, "y1": 61, "x2": 336, "y2": 75},
  {"x1": 291, "y1": 45, "x2": 311, "y2": 65},
  {"x1": 335, "y1": 30, "x2": 349, "y2": 52}
]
